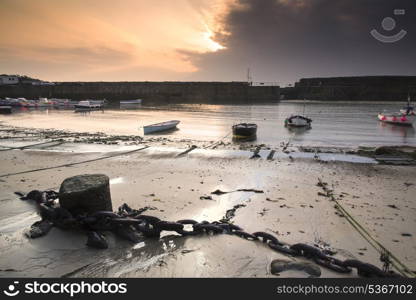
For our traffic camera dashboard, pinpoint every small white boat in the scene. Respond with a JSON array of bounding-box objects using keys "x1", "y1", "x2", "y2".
[
  {"x1": 143, "y1": 120, "x2": 180, "y2": 134},
  {"x1": 120, "y1": 99, "x2": 142, "y2": 105},
  {"x1": 378, "y1": 113, "x2": 415, "y2": 126},
  {"x1": 285, "y1": 115, "x2": 312, "y2": 128},
  {"x1": 74, "y1": 100, "x2": 103, "y2": 110}
]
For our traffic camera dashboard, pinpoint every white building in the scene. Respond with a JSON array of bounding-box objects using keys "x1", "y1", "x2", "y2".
[{"x1": 0, "y1": 75, "x2": 19, "y2": 85}]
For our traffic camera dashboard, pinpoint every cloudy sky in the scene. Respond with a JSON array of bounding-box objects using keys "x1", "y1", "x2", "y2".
[{"x1": 0, "y1": 0, "x2": 415, "y2": 84}]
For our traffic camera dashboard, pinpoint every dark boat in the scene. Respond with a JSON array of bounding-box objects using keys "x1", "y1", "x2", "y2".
[
  {"x1": 0, "y1": 106, "x2": 12, "y2": 114},
  {"x1": 232, "y1": 123, "x2": 257, "y2": 138},
  {"x1": 284, "y1": 115, "x2": 312, "y2": 128}
]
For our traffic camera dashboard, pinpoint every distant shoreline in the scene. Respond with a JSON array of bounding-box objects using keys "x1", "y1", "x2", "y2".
[{"x1": 1, "y1": 75, "x2": 416, "y2": 103}]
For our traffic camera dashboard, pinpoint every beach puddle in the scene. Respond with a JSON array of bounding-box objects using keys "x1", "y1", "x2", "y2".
[
  {"x1": 110, "y1": 177, "x2": 125, "y2": 185},
  {"x1": 0, "y1": 211, "x2": 39, "y2": 234}
]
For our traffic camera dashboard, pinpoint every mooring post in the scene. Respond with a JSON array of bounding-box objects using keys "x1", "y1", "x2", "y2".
[{"x1": 59, "y1": 174, "x2": 113, "y2": 214}]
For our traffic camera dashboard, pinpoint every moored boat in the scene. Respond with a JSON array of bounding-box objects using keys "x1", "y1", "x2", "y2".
[
  {"x1": 284, "y1": 115, "x2": 312, "y2": 128},
  {"x1": 4, "y1": 97, "x2": 24, "y2": 107},
  {"x1": 143, "y1": 120, "x2": 180, "y2": 134},
  {"x1": 120, "y1": 99, "x2": 142, "y2": 105},
  {"x1": 74, "y1": 100, "x2": 103, "y2": 110},
  {"x1": 232, "y1": 123, "x2": 257, "y2": 138},
  {"x1": 89, "y1": 100, "x2": 107, "y2": 106},
  {"x1": 378, "y1": 113, "x2": 415, "y2": 126}
]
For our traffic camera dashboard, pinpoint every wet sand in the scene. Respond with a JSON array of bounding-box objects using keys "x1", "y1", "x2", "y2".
[{"x1": 0, "y1": 134, "x2": 415, "y2": 278}]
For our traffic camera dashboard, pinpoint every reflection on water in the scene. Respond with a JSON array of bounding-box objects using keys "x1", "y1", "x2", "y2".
[
  {"x1": 1, "y1": 101, "x2": 415, "y2": 147},
  {"x1": 286, "y1": 126, "x2": 311, "y2": 135},
  {"x1": 120, "y1": 104, "x2": 142, "y2": 110},
  {"x1": 378, "y1": 122, "x2": 415, "y2": 139},
  {"x1": 286, "y1": 127, "x2": 312, "y2": 145}
]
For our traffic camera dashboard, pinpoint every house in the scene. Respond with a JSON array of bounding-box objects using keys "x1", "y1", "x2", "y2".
[{"x1": 0, "y1": 75, "x2": 19, "y2": 85}]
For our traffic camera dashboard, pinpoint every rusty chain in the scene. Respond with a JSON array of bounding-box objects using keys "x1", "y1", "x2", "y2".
[{"x1": 22, "y1": 190, "x2": 402, "y2": 278}]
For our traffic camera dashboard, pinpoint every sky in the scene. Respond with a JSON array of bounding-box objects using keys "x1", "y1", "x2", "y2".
[{"x1": 0, "y1": 0, "x2": 415, "y2": 84}]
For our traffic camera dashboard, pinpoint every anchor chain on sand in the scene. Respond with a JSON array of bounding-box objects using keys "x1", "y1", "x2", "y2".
[{"x1": 16, "y1": 174, "x2": 407, "y2": 278}]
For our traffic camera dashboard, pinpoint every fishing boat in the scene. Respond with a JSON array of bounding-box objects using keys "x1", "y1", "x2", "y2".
[
  {"x1": 378, "y1": 112, "x2": 415, "y2": 126},
  {"x1": 232, "y1": 123, "x2": 257, "y2": 138},
  {"x1": 400, "y1": 94, "x2": 414, "y2": 115},
  {"x1": 284, "y1": 115, "x2": 312, "y2": 128},
  {"x1": 3, "y1": 98, "x2": 23, "y2": 107},
  {"x1": 89, "y1": 100, "x2": 107, "y2": 106},
  {"x1": 74, "y1": 100, "x2": 103, "y2": 110},
  {"x1": 120, "y1": 99, "x2": 142, "y2": 105},
  {"x1": 0, "y1": 99, "x2": 10, "y2": 106},
  {"x1": 285, "y1": 103, "x2": 312, "y2": 128},
  {"x1": 143, "y1": 120, "x2": 180, "y2": 134}
]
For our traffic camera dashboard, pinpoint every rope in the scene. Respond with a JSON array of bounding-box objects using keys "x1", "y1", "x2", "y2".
[
  {"x1": 282, "y1": 128, "x2": 296, "y2": 152},
  {"x1": 0, "y1": 146, "x2": 149, "y2": 178},
  {"x1": 318, "y1": 177, "x2": 416, "y2": 278},
  {"x1": 203, "y1": 130, "x2": 232, "y2": 149},
  {"x1": 0, "y1": 140, "x2": 64, "y2": 151}
]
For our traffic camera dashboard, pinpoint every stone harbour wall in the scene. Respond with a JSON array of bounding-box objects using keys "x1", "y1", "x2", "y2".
[{"x1": 0, "y1": 81, "x2": 280, "y2": 104}]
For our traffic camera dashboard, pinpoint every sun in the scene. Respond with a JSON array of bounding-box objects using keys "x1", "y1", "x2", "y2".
[{"x1": 201, "y1": 25, "x2": 225, "y2": 52}]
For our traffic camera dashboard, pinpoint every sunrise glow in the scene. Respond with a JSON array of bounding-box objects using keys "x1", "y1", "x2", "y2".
[{"x1": 0, "y1": 0, "x2": 230, "y2": 81}]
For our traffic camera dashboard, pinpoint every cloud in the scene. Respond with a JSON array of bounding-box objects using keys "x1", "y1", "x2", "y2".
[
  {"x1": 1, "y1": 0, "x2": 415, "y2": 82},
  {"x1": 185, "y1": 0, "x2": 416, "y2": 84},
  {"x1": 1, "y1": 45, "x2": 134, "y2": 65},
  {"x1": 0, "y1": 0, "x2": 228, "y2": 80}
]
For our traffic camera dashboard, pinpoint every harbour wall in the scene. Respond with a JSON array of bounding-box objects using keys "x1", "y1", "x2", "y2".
[
  {"x1": 0, "y1": 82, "x2": 280, "y2": 104},
  {"x1": 2, "y1": 76, "x2": 415, "y2": 102},
  {"x1": 281, "y1": 76, "x2": 416, "y2": 101}
]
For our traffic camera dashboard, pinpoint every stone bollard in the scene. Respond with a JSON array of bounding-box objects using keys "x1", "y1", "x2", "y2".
[{"x1": 59, "y1": 174, "x2": 113, "y2": 215}]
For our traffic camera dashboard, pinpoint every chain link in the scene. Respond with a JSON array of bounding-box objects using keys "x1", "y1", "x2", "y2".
[{"x1": 22, "y1": 191, "x2": 402, "y2": 278}]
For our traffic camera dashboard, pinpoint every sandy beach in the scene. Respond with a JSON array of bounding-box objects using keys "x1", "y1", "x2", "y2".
[
  {"x1": 0, "y1": 123, "x2": 415, "y2": 278},
  {"x1": 3, "y1": 2, "x2": 416, "y2": 296}
]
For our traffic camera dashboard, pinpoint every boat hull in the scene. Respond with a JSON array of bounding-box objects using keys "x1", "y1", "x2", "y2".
[
  {"x1": 232, "y1": 123, "x2": 257, "y2": 137},
  {"x1": 74, "y1": 100, "x2": 103, "y2": 111},
  {"x1": 285, "y1": 115, "x2": 312, "y2": 128},
  {"x1": 378, "y1": 113, "x2": 415, "y2": 126},
  {"x1": 74, "y1": 105, "x2": 102, "y2": 109},
  {"x1": 74, "y1": 105, "x2": 102, "y2": 112},
  {"x1": 144, "y1": 120, "x2": 180, "y2": 134}
]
